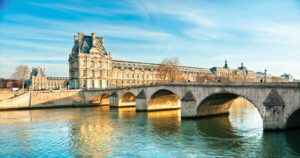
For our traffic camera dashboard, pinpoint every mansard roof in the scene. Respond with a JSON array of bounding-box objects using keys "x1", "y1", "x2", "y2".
[
  {"x1": 71, "y1": 32, "x2": 107, "y2": 56},
  {"x1": 31, "y1": 67, "x2": 46, "y2": 77},
  {"x1": 47, "y1": 77, "x2": 69, "y2": 80}
]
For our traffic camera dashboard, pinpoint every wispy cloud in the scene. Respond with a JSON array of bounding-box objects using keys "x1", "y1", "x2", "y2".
[
  {"x1": 1, "y1": 0, "x2": 300, "y2": 79},
  {"x1": 25, "y1": 1, "x2": 137, "y2": 16}
]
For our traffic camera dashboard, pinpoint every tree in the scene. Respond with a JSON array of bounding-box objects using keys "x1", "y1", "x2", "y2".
[
  {"x1": 12, "y1": 65, "x2": 30, "y2": 91},
  {"x1": 157, "y1": 57, "x2": 185, "y2": 82}
]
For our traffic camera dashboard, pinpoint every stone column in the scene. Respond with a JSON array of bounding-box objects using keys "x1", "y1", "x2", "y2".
[
  {"x1": 181, "y1": 90, "x2": 197, "y2": 117},
  {"x1": 109, "y1": 91, "x2": 119, "y2": 107},
  {"x1": 135, "y1": 90, "x2": 148, "y2": 111},
  {"x1": 262, "y1": 89, "x2": 286, "y2": 130}
]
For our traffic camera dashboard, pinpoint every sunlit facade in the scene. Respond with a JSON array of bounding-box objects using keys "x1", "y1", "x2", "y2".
[{"x1": 69, "y1": 32, "x2": 294, "y2": 89}]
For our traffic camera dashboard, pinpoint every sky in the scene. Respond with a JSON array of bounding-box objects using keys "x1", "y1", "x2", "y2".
[{"x1": 0, "y1": 0, "x2": 300, "y2": 79}]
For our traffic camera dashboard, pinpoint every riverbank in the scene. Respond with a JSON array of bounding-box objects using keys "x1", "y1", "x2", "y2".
[{"x1": 0, "y1": 90, "x2": 85, "y2": 110}]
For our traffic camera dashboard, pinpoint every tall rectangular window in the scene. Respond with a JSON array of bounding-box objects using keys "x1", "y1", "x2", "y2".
[
  {"x1": 83, "y1": 80, "x2": 86, "y2": 88},
  {"x1": 106, "y1": 71, "x2": 109, "y2": 77},
  {"x1": 83, "y1": 60, "x2": 86, "y2": 67},
  {"x1": 91, "y1": 61, "x2": 94, "y2": 67},
  {"x1": 99, "y1": 80, "x2": 102, "y2": 88},
  {"x1": 115, "y1": 72, "x2": 118, "y2": 78},
  {"x1": 91, "y1": 70, "x2": 95, "y2": 77},
  {"x1": 99, "y1": 70, "x2": 102, "y2": 78},
  {"x1": 106, "y1": 62, "x2": 109, "y2": 68},
  {"x1": 83, "y1": 70, "x2": 87, "y2": 76},
  {"x1": 98, "y1": 62, "x2": 102, "y2": 68},
  {"x1": 92, "y1": 80, "x2": 94, "y2": 88}
]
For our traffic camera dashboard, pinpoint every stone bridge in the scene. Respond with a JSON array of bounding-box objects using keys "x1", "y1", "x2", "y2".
[{"x1": 83, "y1": 82, "x2": 300, "y2": 130}]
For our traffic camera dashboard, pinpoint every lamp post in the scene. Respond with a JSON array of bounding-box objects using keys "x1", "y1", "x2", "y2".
[{"x1": 264, "y1": 69, "x2": 267, "y2": 83}]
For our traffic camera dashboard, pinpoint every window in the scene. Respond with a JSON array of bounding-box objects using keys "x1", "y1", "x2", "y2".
[
  {"x1": 106, "y1": 71, "x2": 109, "y2": 77},
  {"x1": 132, "y1": 73, "x2": 134, "y2": 78},
  {"x1": 83, "y1": 60, "x2": 86, "y2": 67},
  {"x1": 83, "y1": 80, "x2": 86, "y2": 88},
  {"x1": 115, "y1": 72, "x2": 118, "y2": 78},
  {"x1": 91, "y1": 61, "x2": 94, "y2": 67},
  {"x1": 99, "y1": 80, "x2": 102, "y2": 88},
  {"x1": 98, "y1": 62, "x2": 102, "y2": 68},
  {"x1": 99, "y1": 70, "x2": 102, "y2": 78},
  {"x1": 127, "y1": 72, "x2": 129, "y2": 78},
  {"x1": 121, "y1": 72, "x2": 123, "y2": 78},
  {"x1": 92, "y1": 80, "x2": 94, "y2": 88},
  {"x1": 83, "y1": 70, "x2": 87, "y2": 76},
  {"x1": 91, "y1": 70, "x2": 95, "y2": 77},
  {"x1": 137, "y1": 74, "x2": 139, "y2": 79},
  {"x1": 106, "y1": 62, "x2": 109, "y2": 68},
  {"x1": 107, "y1": 80, "x2": 109, "y2": 87}
]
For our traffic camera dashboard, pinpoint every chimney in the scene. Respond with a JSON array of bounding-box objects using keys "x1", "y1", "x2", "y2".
[
  {"x1": 92, "y1": 32, "x2": 96, "y2": 46},
  {"x1": 78, "y1": 32, "x2": 84, "y2": 53},
  {"x1": 78, "y1": 32, "x2": 84, "y2": 36},
  {"x1": 78, "y1": 32, "x2": 84, "y2": 41},
  {"x1": 101, "y1": 36, "x2": 104, "y2": 46}
]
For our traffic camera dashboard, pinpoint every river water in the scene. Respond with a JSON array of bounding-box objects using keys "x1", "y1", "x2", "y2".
[{"x1": 0, "y1": 100, "x2": 299, "y2": 157}]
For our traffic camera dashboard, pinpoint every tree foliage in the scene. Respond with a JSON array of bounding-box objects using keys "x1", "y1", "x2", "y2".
[
  {"x1": 12, "y1": 65, "x2": 30, "y2": 81},
  {"x1": 157, "y1": 57, "x2": 185, "y2": 82}
]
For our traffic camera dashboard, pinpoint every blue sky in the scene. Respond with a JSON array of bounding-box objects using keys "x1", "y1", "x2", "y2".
[{"x1": 1, "y1": 0, "x2": 300, "y2": 79}]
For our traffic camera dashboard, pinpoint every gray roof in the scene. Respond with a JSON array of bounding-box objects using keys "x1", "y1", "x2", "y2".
[
  {"x1": 47, "y1": 77, "x2": 69, "y2": 80},
  {"x1": 72, "y1": 34, "x2": 107, "y2": 55}
]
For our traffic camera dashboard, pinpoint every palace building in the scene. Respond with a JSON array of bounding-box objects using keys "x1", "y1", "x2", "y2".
[
  {"x1": 68, "y1": 32, "x2": 294, "y2": 89},
  {"x1": 30, "y1": 67, "x2": 69, "y2": 90}
]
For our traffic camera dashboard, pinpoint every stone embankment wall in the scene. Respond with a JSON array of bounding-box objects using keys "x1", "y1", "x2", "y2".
[
  {"x1": 0, "y1": 89, "x2": 24, "y2": 101},
  {"x1": 0, "y1": 90, "x2": 85, "y2": 110}
]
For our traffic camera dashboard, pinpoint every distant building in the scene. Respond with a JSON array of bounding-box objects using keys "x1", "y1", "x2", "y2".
[
  {"x1": 68, "y1": 32, "x2": 295, "y2": 89},
  {"x1": 280, "y1": 73, "x2": 294, "y2": 82},
  {"x1": 30, "y1": 67, "x2": 69, "y2": 90}
]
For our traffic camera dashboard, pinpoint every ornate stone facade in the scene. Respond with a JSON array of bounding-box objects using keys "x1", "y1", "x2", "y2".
[
  {"x1": 30, "y1": 67, "x2": 68, "y2": 90},
  {"x1": 68, "y1": 32, "x2": 294, "y2": 89}
]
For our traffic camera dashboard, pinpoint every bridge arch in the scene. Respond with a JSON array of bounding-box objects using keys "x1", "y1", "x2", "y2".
[
  {"x1": 147, "y1": 89, "x2": 181, "y2": 111},
  {"x1": 196, "y1": 92, "x2": 263, "y2": 120},
  {"x1": 119, "y1": 92, "x2": 136, "y2": 107},
  {"x1": 88, "y1": 93, "x2": 110, "y2": 106},
  {"x1": 285, "y1": 108, "x2": 300, "y2": 129}
]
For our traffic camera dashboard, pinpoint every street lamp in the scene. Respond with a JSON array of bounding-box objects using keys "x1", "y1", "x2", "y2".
[{"x1": 264, "y1": 69, "x2": 267, "y2": 83}]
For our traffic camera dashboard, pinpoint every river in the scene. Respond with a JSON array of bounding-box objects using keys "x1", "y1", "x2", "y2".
[{"x1": 0, "y1": 99, "x2": 299, "y2": 157}]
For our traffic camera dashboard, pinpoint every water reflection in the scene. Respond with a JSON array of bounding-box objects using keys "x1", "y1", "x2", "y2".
[
  {"x1": 109, "y1": 107, "x2": 136, "y2": 120},
  {"x1": 147, "y1": 110, "x2": 181, "y2": 136},
  {"x1": 285, "y1": 128, "x2": 300, "y2": 156},
  {"x1": 0, "y1": 98, "x2": 299, "y2": 157},
  {"x1": 67, "y1": 107, "x2": 117, "y2": 157}
]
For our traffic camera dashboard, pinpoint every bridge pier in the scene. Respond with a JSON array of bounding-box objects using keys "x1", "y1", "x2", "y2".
[
  {"x1": 262, "y1": 88, "x2": 286, "y2": 130},
  {"x1": 263, "y1": 106, "x2": 285, "y2": 130},
  {"x1": 135, "y1": 90, "x2": 148, "y2": 111},
  {"x1": 109, "y1": 92, "x2": 120, "y2": 107},
  {"x1": 181, "y1": 91, "x2": 197, "y2": 117}
]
